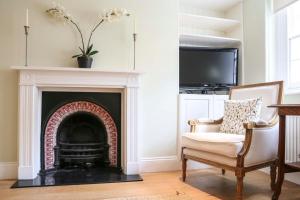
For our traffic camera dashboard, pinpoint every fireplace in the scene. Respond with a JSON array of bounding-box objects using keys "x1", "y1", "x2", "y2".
[
  {"x1": 40, "y1": 92, "x2": 121, "y2": 174},
  {"x1": 12, "y1": 66, "x2": 141, "y2": 181}
]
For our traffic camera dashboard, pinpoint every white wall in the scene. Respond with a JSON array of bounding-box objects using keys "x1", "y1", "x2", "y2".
[
  {"x1": 0, "y1": 0, "x2": 179, "y2": 171},
  {"x1": 243, "y1": 0, "x2": 300, "y2": 104},
  {"x1": 243, "y1": 0, "x2": 268, "y2": 84}
]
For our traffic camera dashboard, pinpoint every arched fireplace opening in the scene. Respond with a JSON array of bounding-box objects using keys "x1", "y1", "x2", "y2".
[
  {"x1": 54, "y1": 112, "x2": 110, "y2": 169},
  {"x1": 42, "y1": 98, "x2": 119, "y2": 174}
]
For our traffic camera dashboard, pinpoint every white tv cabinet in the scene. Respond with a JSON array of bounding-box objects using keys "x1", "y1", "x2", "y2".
[{"x1": 178, "y1": 94, "x2": 228, "y2": 133}]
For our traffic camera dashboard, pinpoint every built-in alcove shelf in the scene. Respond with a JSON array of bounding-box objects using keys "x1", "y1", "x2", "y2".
[
  {"x1": 179, "y1": 13, "x2": 240, "y2": 32},
  {"x1": 179, "y1": 33, "x2": 241, "y2": 47},
  {"x1": 180, "y1": 0, "x2": 242, "y2": 12},
  {"x1": 179, "y1": 0, "x2": 244, "y2": 82},
  {"x1": 179, "y1": 0, "x2": 243, "y2": 48}
]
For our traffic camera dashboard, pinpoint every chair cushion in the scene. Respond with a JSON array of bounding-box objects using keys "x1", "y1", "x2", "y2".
[
  {"x1": 183, "y1": 148, "x2": 237, "y2": 167},
  {"x1": 182, "y1": 132, "x2": 245, "y2": 158},
  {"x1": 220, "y1": 97, "x2": 262, "y2": 135}
]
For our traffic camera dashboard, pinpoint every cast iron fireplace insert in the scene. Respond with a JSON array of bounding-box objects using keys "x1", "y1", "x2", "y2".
[{"x1": 54, "y1": 111, "x2": 110, "y2": 170}]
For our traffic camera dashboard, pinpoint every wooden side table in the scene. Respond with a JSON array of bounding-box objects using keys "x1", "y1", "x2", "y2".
[{"x1": 269, "y1": 104, "x2": 300, "y2": 200}]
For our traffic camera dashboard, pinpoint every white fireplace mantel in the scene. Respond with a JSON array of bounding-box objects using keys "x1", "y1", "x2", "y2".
[{"x1": 12, "y1": 66, "x2": 142, "y2": 179}]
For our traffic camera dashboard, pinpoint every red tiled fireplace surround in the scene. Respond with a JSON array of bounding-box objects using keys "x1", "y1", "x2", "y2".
[{"x1": 44, "y1": 101, "x2": 118, "y2": 170}]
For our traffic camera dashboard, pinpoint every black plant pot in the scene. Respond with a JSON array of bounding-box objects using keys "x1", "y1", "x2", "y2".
[{"x1": 77, "y1": 56, "x2": 93, "y2": 68}]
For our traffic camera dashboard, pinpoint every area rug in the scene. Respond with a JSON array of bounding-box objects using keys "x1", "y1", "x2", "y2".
[{"x1": 104, "y1": 192, "x2": 193, "y2": 200}]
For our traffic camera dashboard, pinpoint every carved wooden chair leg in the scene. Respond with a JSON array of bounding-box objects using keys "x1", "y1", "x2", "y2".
[
  {"x1": 222, "y1": 169, "x2": 226, "y2": 175},
  {"x1": 270, "y1": 162, "x2": 277, "y2": 191},
  {"x1": 235, "y1": 169, "x2": 245, "y2": 200},
  {"x1": 182, "y1": 157, "x2": 187, "y2": 182},
  {"x1": 236, "y1": 175, "x2": 244, "y2": 200}
]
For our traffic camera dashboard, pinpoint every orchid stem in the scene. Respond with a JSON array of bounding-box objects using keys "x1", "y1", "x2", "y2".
[
  {"x1": 70, "y1": 19, "x2": 85, "y2": 52},
  {"x1": 87, "y1": 19, "x2": 104, "y2": 49}
]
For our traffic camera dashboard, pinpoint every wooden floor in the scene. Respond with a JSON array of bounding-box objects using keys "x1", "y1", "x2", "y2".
[{"x1": 1, "y1": 168, "x2": 300, "y2": 200}]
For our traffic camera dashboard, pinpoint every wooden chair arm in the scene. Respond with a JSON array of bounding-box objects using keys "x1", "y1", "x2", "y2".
[
  {"x1": 237, "y1": 117, "x2": 279, "y2": 167},
  {"x1": 237, "y1": 123, "x2": 254, "y2": 167},
  {"x1": 243, "y1": 116, "x2": 279, "y2": 130},
  {"x1": 188, "y1": 118, "x2": 223, "y2": 133}
]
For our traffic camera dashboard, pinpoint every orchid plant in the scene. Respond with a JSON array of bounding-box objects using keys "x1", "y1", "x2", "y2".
[{"x1": 46, "y1": 2, "x2": 130, "y2": 58}]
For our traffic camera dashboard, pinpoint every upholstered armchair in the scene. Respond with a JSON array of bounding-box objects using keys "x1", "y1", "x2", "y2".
[{"x1": 181, "y1": 81, "x2": 283, "y2": 200}]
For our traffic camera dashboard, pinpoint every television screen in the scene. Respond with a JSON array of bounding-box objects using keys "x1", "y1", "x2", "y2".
[{"x1": 179, "y1": 47, "x2": 238, "y2": 88}]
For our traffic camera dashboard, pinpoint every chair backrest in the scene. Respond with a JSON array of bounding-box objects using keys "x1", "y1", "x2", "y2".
[{"x1": 229, "y1": 81, "x2": 284, "y2": 122}]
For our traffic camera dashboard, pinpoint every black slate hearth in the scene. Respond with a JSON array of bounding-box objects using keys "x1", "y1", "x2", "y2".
[{"x1": 11, "y1": 168, "x2": 142, "y2": 188}]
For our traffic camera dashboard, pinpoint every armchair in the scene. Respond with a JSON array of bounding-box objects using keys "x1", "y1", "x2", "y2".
[{"x1": 181, "y1": 81, "x2": 283, "y2": 200}]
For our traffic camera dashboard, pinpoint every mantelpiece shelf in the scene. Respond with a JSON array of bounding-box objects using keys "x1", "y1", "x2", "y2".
[
  {"x1": 179, "y1": 13, "x2": 240, "y2": 32},
  {"x1": 11, "y1": 66, "x2": 142, "y2": 74},
  {"x1": 179, "y1": 33, "x2": 241, "y2": 47}
]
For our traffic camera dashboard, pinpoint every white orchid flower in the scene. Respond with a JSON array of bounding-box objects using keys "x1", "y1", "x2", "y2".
[
  {"x1": 100, "y1": 8, "x2": 129, "y2": 22},
  {"x1": 46, "y1": 3, "x2": 130, "y2": 59},
  {"x1": 46, "y1": 2, "x2": 72, "y2": 22}
]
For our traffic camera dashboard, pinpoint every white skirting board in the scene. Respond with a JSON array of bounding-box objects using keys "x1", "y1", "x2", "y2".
[
  {"x1": 139, "y1": 156, "x2": 209, "y2": 173},
  {"x1": 140, "y1": 156, "x2": 181, "y2": 172},
  {"x1": 0, "y1": 158, "x2": 208, "y2": 180},
  {"x1": 0, "y1": 162, "x2": 17, "y2": 180}
]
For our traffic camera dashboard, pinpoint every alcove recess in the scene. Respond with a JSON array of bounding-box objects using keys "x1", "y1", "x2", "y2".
[{"x1": 179, "y1": 0, "x2": 244, "y2": 84}]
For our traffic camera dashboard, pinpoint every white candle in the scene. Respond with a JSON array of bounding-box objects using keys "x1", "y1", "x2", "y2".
[
  {"x1": 134, "y1": 16, "x2": 136, "y2": 33},
  {"x1": 26, "y1": 8, "x2": 29, "y2": 26}
]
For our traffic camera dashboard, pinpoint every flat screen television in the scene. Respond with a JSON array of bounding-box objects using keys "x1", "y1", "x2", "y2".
[{"x1": 179, "y1": 47, "x2": 238, "y2": 90}]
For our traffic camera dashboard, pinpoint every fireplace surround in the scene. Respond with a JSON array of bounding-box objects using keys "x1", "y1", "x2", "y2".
[{"x1": 12, "y1": 66, "x2": 141, "y2": 180}]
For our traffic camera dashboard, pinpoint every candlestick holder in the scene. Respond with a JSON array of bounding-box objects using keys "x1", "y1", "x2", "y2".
[
  {"x1": 24, "y1": 25, "x2": 30, "y2": 66},
  {"x1": 133, "y1": 33, "x2": 137, "y2": 70}
]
